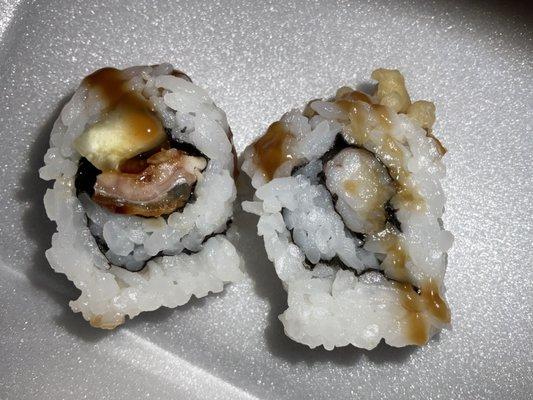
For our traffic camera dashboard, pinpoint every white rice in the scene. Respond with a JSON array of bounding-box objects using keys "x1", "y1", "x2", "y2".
[
  {"x1": 40, "y1": 64, "x2": 243, "y2": 328},
  {"x1": 242, "y1": 70, "x2": 453, "y2": 349}
]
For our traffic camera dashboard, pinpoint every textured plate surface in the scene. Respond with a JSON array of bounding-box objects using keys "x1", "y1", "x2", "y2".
[{"x1": 0, "y1": 1, "x2": 532, "y2": 399}]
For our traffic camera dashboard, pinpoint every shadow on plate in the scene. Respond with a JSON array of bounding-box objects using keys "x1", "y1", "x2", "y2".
[{"x1": 234, "y1": 169, "x2": 417, "y2": 366}]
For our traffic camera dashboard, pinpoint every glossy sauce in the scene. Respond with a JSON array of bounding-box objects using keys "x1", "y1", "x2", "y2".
[
  {"x1": 427, "y1": 131, "x2": 447, "y2": 156},
  {"x1": 336, "y1": 91, "x2": 423, "y2": 211},
  {"x1": 379, "y1": 135, "x2": 423, "y2": 209},
  {"x1": 346, "y1": 102, "x2": 373, "y2": 143},
  {"x1": 253, "y1": 121, "x2": 294, "y2": 181},
  {"x1": 89, "y1": 314, "x2": 124, "y2": 330},
  {"x1": 341, "y1": 90, "x2": 373, "y2": 104},
  {"x1": 333, "y1": 89, "x2": 448, "y2": 344},
  {"x1": 394, "y1": 278, "x2": 451, "y2": 345},
  {"x1": 374, "y1": 227, "x2": 408, "y2": 282},
  {"x1": 343, "y1": 180, "x2": 358, "y2": 195},
  {"x1": 395, "y1": 282, "x2": 429, "y2": 346},
  {"x1": 421, "y1": 278, "x2": 451, "y2": 324},
  {"x1": 83, "y1": 68, "x2": 163, "y2": 151},
  {"x1": 336, "y1": 98, "x2": 392, "y2": 144},
  {"x1": 371, "y1": 104, "x2": 392, "y2": 129},
  {"x1": 385, "y1": 236, "x2": 407, "y2": 277}
]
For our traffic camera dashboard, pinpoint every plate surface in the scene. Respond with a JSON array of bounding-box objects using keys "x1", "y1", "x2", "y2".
[{"x1": 0, "y1": 1, "x2": 531, "y2": 399}]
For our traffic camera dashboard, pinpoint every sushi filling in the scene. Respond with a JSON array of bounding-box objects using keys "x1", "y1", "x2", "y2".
[
  {"x1": 77, "y1": 141, "x2": 207, "y2": 218},
  {"x1": 284, "y1": 134, "x2": 403, "y2": 273},
  {"x1": 73, "y1": 67, "x2": 210, "y2": 270}
]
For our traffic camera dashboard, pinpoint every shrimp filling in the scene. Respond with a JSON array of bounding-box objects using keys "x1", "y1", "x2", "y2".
[
  {"x1": 73, "y1": 67, "x2": 208, "y2": 218},
  {"x1": 92, "y1": 148, "x2": 206, "y2": 217}
]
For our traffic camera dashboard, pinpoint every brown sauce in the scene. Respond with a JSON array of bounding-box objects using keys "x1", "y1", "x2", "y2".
[
  {"x1": 119, "y1": 157, "x2": 149, "y2": 174},
  {"x1": 395, "y1": 282, "x2": 429, "y2": 345},
  {"x1": 379, "y1": 135, "x2": 423, "y2": 210},
  {"x1": 341, "y1": 90, "x2": 373, "y2": 104},
  {"x1": 83, "y1": 67, "x2": 163, "y2": 153},
  {"x1": 118, "y1": 140, "x2": 170, "y2": 174},
  {"x1": 379, "y1": 134, "x2": 405, "y2": 181},
  {"x1": 346, "y1": 102, "x2": 372, "y2": 143},
  {"x1": 395, "y1": 186, "x2": 422, "y2": 208},
  {"x1": 343, "y1": 180, "x2": 358, "y2": 195},
  {"x1": 335, "y1": 99, "x2": 358, "y2": 116},
  {"x1": 406, "y1": 312, "x2": 428, "y2": 346},
  {"x1": 332, "y1": 90, "x2": 449, "y2": 344},
  {"x1": 337, "y1": 91, "x2": 423, "y2": 211},
  {"x1": 375, "y1": 227, "x2": 408, "y2": 282},
  {"x1": 421, "y1": 278, "x2": 451, "y2": 324},
  {"x1": 302, "y1": 98, "x2": 320, "y2": 118},
  {"x1": 371, "y1": 104, "x2": 392, "y2": 129},
  {"x1": 394, "y1": 278, "x2": 451, "y2": 345},
  {"x1": 374, "y1": 224, "x2": 451, "y2": 344},
  {"x1": 336, "y1": 97, "x2": 392, "y2": 144},
  {"x1": 386, "y1": 237, "x2": 407, "y2": 277},
  {"x1": 89, "y1": 314, "x2": 124, "y2": 330},
  {"x1": 253, "y1": 121, "x2": 294, "y2": 181}
]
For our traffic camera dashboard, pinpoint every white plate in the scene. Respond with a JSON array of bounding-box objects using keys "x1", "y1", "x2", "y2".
[{"x1": 1, "y1": 1, "x2": 531, "y2": 399}]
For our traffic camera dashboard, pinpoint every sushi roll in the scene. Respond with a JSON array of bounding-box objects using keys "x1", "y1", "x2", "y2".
[
  {"x1": 242, "y1": 69, "x2": 453, "y2": 349},
  {"x1": 40, "y1": 64, "x2": 243, "y2": 329}
]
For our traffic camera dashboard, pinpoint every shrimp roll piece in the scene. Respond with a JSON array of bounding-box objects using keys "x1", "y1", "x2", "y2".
[
  {"x1": 242, "y1": 69, "x2": 452, "y2": 350},
  {"x1": 40, "y1": 64, "x2": 243, "y2": 329}
]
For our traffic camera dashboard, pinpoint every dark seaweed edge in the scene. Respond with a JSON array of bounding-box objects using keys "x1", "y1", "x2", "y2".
[{"x1": 91, "y1": 219, "x2": 234, "y2": 272}]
